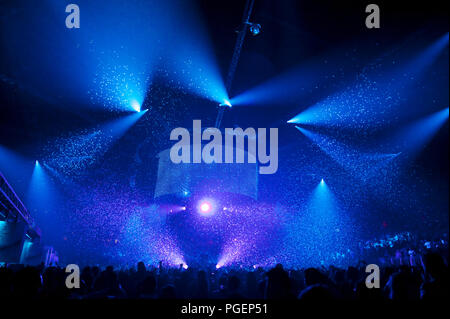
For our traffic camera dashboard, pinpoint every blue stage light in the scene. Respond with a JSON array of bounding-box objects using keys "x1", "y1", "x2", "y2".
[
  {"x1": 0, "y1": 145, "x2": 35, "y2": 196},
  {"x1": 41, "y1": 111, "x2": 148, "y2": 175},
  {"x1": 249, "y1": 23, "x2": 261, "y2": 36},
  {"x1": 391, "y1": 107, "x2": 449, "y2": 154},
  {"x1": 27, "y1": 158, "x2": 64, "y2": 234},
  {"x1": 220, "y1": 100, "x2": 232, "y2": 108},
  {"x1": 409, "y1": 32, "x2": 449, "y2": 73},
  {"x1": 295, "y1": 125, "x2": 400, "y2": 183},
  {"x1": 102, "y1": 110, "x2": 148, "y2": 140},
  {"x1": 288, "y1": 33, "x2": 449, "y2": 128},
  {"x1": 198, "y1": 199, "x2": 215, "y2": 215},
  {"x1": 200, "y1": 202, "x2": 211, "y2": 213},
  {"x1": 230, "y1": 50, "x2": 350, "y2": 107},
  {"x1": 160, "y1": 1, "x2": 228, "y2": 105},
  {"x1": 131, "y1": 100, "x2": 141, "y2": 113}
]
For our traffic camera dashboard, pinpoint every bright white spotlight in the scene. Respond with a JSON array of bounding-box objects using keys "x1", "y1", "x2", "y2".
[
  {"x1": 220, "y1": 100, "x2": 232, "y2": 108},
  {"x1": 182, "y1": 264, "x2": 188, "y2": 269},
  {"x1": 200, "y1": 202, "x2": 211, "y2": 213},
  {"x1": 131, "y1": 100, "x2": 141, "y2": 112},
  {"x1": 181, "y1": 206, "x2": 186, "y2": 211},
  {"x1": 197, "y1": 199, "x2": 216, "y2": 215},
  {"x1": 35, "y1": 160, "x2": 39, "y2": 165}
]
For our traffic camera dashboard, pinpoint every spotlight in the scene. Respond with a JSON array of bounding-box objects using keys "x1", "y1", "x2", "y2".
[
  {"x1": 197, "y1": 199, "x2": 216, "y2": 215},
  {"x1": 35, "y1": 160, "x2": 39, "y2": 165},
  {"x1": 200, "y1": 202, "x2": 211, "y2": 213},
  {"x1": 321, "y1": 178, "x2": 325, "y2": 184},
  {"x1": 215, "y1": 264, "x2": 221, "y2": 269},
  {"x1": 249, "y1": 23, "x2": 261, "y2": 36},
  {"x1": 131, "y1": 100, "x2": 141, "y2": 113},
  {"x1": 181, "y1": 206, "x2": 186, "y2": 211},
  {"x1": 219, "y1": 100, "x2": 232, "y2": 108},
  {"x1": 183, "y1": 264, "x2": 188, "y2": 269}
]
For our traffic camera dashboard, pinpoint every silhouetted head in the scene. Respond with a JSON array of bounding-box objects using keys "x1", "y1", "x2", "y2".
[
  {"x1": 304, "y1": 268, "x2": 324, "y2": 286},
  {"x1": 140, "y1": 275, "x2": 156, "y2": 295},
  {"x1": 422, "y1": 252, "x2": 446, "y2": 280},
  {"x1": 356, "y1": 280, "x2": 383, "y2": 300},
  {"x1": 346, "y1": 266, "x2": 359, "y2": 283},
  {"x1": 92, "y1": 266, "x2": 100, "y2": 276},
  {"x1": 137, "y1": 261, "x2": 146, "y2": 273},
  {"x1": 389, "y1": 272, "x2": 411, "y2": 300},
  {"x1": 228, "y1": 275, "x2": 240, "y2": 292},
  {"x1": 334, "y1": 269, "x2": 345, "y2": 284}
]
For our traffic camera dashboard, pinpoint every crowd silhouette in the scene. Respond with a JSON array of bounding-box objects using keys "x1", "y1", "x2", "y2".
[{"x1": 0, "y1": 249, "x2": 448, "y2": 300}]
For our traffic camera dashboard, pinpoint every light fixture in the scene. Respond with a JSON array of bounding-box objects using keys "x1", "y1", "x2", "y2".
[{"x1": 249, "y1": 23, "x2": 261, "y2": 36}]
